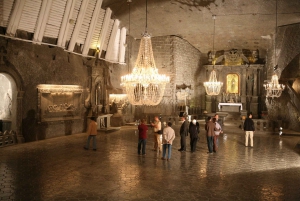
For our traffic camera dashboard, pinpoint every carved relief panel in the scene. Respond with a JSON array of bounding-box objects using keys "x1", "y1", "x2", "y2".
[{"x1": 37, "y1": 85, "x2": 83, "y2": 122}]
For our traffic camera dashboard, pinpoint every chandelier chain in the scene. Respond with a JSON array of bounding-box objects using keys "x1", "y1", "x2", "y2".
[
  {"x1": 264, "y1": 0, "x2": 285, "y2": 99},
  {"x1": 204, "y1": 15, "x2": 223, "y2": 96}
]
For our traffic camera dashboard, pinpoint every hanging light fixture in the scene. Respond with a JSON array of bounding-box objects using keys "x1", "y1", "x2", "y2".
[
  {"x1": 204, "y1": 15, "x2": 223, "y2": 95},
  {"x1": 263, "y1": 0, "x2": 285, "y2": 98},
  {"x1": 120, "y1": 0, "x2": 170, "y2": 106}
]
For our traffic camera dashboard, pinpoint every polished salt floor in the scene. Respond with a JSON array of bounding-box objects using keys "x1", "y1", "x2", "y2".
[{"x1": 1, "y1": 124, "x2": 300, "y2": 201}]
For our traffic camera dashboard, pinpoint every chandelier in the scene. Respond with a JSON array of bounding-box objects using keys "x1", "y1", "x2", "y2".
[
  {"x1": 263, "y1": 74, "x2": 285, "y2": 98},
  {"x1": 263, "y1": 0, "x2": 285, "y2": 98},
  {"x1": 204, "y1": 15, "x2": 223, "y2": 96},
  {"x1": 120, "y1": 0, "x2": 170, "y2": 106},
  {"x1": 204, "y1": 69, "x2": 223, "y2": 95}
]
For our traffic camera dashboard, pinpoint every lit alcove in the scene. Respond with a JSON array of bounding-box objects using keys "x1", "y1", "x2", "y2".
[
  {"x1": 226, "y1": 73, "x2": 239, "y2": 94},
  {"x1": 0, "y1": 73, "x2": 17, "y2": 131}
]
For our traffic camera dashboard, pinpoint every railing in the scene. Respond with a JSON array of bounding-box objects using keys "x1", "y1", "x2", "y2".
[
  {"x1": 0, "y1": 130, "x2": 17, "y2": 147},
  {"x1": 241, "y1": 119, "x2": 279, "y2": 131}
]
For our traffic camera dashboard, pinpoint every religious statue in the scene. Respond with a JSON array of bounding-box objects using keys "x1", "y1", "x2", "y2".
[
  {"x1": 247, "y1": 74, "x2": 254, "y2": 95},
  {"x1": 252, "y1": 49, "x2": 259, "y2": 63},
  {"x1": 110, "y1": 98, "x2": 118, "y2": 114},
  {"x1": 231, "y1": 78, "x2": 236, "y2": 92},
  {"x1": 121, "y1": 101, "x2": 129, "y2": 114},
  {"x1": 208, "y1": 51, "x2": 213, "y2": 64},
  {"x1": 95, "y1": 82, "x2": 102, "y2": 106},
  {"x1": 226, "y1": 74, "x2": 239, "y2": 94}
]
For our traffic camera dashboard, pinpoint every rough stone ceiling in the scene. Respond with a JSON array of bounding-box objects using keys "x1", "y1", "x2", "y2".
[{"x1": 102, "y1": 0, "x2": 300, "y2": 56}]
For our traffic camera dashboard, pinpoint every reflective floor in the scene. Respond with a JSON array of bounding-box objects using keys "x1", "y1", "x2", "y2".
[{"x1": 1, "y1": 124, "x2": 300, "y2": 201}]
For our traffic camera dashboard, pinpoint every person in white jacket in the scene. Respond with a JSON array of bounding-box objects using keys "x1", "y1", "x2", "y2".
[{"x1": 161, "y1": 122, "x2": 175, "y2": 161}]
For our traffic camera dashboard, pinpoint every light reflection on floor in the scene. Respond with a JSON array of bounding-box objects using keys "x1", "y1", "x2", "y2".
[{"x1": 0, "y1": 125, "x2": 300, "y2": 200}]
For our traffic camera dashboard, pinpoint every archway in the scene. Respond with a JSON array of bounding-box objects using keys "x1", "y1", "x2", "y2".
[
  {"x1": 0, "y1": 45, "x2": 24, "y2": 142},
  {"x1": 0, "y1": 73, "x2": 17, "y2": 132}
]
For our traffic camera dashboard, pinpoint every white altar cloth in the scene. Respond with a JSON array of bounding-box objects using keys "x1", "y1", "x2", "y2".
[{"x1": 218, "y1": 103, "x2": 243, "y2": 110}]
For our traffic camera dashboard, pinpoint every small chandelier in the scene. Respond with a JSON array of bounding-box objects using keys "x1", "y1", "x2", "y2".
[
  {"x1": 204, "y1": 15, "x2": 223, "y2": 96},
  {"x1": 263, "y1": 74, "x2": 285, "y2": 98},
  {"x1": 264, "y1": 0, "x2": 285, "y2": 98},
  {"x1": 204, "y1": 69, "x2": 223, "y2": 95},
  {"x1": 120, "y1": 0, "x2": 170, "y2": 106}
]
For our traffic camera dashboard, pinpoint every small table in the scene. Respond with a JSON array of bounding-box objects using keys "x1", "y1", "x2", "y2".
[{"x1": 218, "y1": 103, "x2": 243, "y2": 112}]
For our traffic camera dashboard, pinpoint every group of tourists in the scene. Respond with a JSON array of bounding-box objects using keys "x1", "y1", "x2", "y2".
[
  {"x1": 137, "y1": 116, "x2": 176, "y2": 160},
  {"x1": 82, "y1": 112, "x2": 255, "y2": 158},
  {"x1": 177, "y1": 114, "x2": 223, "y2": 154}
]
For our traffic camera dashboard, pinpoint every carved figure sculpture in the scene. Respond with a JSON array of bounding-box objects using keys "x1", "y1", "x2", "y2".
[
  {"x1": 247, "y1": 74, "x2": 254, "y2": 96},
  {"x1": 110, "y1": 99, "x2": 118, "y2": 114}
]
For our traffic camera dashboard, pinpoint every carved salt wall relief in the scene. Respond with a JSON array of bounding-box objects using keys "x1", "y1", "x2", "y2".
[{"x1": 37, "y1": 85, "x2": 83, "y2": 122}]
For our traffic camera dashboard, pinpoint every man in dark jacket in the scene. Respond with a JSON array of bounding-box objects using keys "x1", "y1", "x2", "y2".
[
  {"x1": 178, "y1": 116, "x2": 189, "y2": 152},
  {"x1": 243, "y1": 112, "x2": 255, "y2": 147},
  {"x1": 205, "y1": 117, "x2": 216, "y2": 154}
]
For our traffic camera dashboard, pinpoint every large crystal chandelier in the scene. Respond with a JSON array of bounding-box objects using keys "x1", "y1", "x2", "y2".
[
  {"x1": 204, "y1": 15, "x2": 223, "y2": 95},
  {"x1": 264, "y1": 0, "x2": 285, "y2": 98},
  {"x1": 120, "y1": 0, "x2": 170, "y2": 106}
]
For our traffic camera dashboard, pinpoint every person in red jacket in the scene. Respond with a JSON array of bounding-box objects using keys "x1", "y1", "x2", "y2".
[
  {"x1": 138, "y1": 119, "x2": 148, "y2": 155},
  {"x1": 84, "y1": 117, "x2": 98, "y2": 151}
]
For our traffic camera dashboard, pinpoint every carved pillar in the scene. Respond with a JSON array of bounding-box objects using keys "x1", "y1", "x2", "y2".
[
  {"x1": 242, "y1": 68, "x2": 246, "y2": 96},
  {"x1": 17, "y1": 91, "x2": 24, "y2": 143},
  {"x1": 241, "y1": 67, "x2": 247, "y2": 110},
  {"x1": 205, "y1": 95, "x2": 212, "y2": 113},
  {"x1": 251, "y1": 68, "x2": 258, "y2": 118},
  {"x1": 253, "y1": 68, "x2": 258, "y2": 96},
  {"x1": 216, "y1": 95, "x2": 222, "y2": 112},
  {"x1": 250, "y1": 96, "x2": 259, "y2": 118}
]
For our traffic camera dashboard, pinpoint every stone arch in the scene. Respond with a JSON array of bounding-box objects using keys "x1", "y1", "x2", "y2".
[{"x1": 0, "y1": 58, "x2": 24, "y2": 143}]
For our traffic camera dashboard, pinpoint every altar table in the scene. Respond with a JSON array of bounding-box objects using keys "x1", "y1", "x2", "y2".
[{"x1": 218, "y1": 103, "x2": 243, "y2": 112}]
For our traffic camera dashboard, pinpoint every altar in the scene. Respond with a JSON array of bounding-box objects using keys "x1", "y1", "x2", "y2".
[{"x1": 218, "y1": 103, "x2": 243, "y2": 112}]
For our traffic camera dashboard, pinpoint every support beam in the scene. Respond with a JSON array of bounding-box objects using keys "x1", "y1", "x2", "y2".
[
  {"x1": 105, "y1": 20, "x2": 120, "y2": 62},
  {"x1": 6, "y1": 0, "x2": 26, "y2": 36},
  {"x1": 82, "y1": 0, "x2": 103, "y2": 56},
  {"x1": 97, "y1": 7, "x2": 112, "y2": 58},
  {"x1": 118, "y1": 27, "x2": 127, "y2": 63},
  {"x1": 67, "y1": 0, "x2": 89, "y2": 52},
  {"x1": 33, "y1": 0, "x2": 53, "y2": 43},
  {"x1": 57, "y1": 0, "x2": 76, "y2": 47}
]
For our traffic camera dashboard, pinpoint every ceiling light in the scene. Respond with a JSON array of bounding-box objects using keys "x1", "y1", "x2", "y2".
[
  {"x1": 204, "y1": 15, "x2": 223, "y2": 96},
  {"x1": 120, "y1": 0, "x2": 170, "y2": 105}
]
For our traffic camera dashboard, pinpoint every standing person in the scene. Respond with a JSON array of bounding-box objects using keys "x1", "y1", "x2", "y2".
[
  {"x1": 214, "y1": 113, "x2": 222, "y2": 126},
  {"x1": 213, "y1": 117, "x2": 222, "y2": 152},
  {"x1": 178, "y1": 116, "x2": 189, "y2": 152},
  {"x1": 205, "y1": 117, "x2": 216, "y2": 154},
  {"x1": 138, "y1": 119, "x2": 148, "y2": 155},
  {"x1": 84, "y1": 117, "x2": 98, "y2": 151},
  {"x1": 189, "y1": 118, "x2": 199, "y2": 153},
  {"x1": 244, "y1": 112, "x2": 255, "y2": 147},
  {"x1": 161, "y1": 122, "x2": 176, "y2": 161},
  {"x1": 151, "y1": 116, "x2": 162, "y2": 152}
]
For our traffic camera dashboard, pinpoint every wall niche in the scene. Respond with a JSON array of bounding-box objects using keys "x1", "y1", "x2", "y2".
[{"x1": 37, "y1": 85, "x2": 83, "y2": 122}]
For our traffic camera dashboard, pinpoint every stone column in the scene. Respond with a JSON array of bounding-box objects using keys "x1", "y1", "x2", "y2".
[
  {"x1": 251, "y1": 68, "x2": 258, "y2": 118},
  {"x1": 216, "y1": 95, "x2": 222, "y2": 112},
  {"x1": 241, "y1": 67, "x2": 247, "y2": 110},
  {"x1": 253, "y1": 68, "x2": 258, "y2": 96},
  {"x1": 242, "y1": 68, "x2": 246, "y2": 96},
  {"x1": 205, "y1": 95, "x2": 212, "y2": 113},
  {"x1": 17, "y1": 91, "x2": 24, "y2": 143}
]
